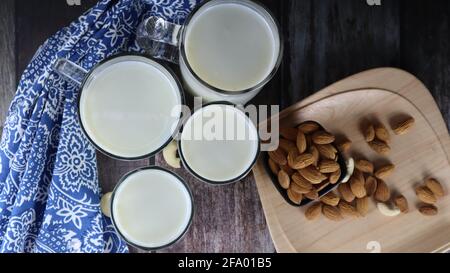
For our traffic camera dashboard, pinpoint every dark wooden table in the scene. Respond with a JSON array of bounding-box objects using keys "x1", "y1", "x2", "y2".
[{"x1": 0, "y1": 0, "x2": 449, "y2": 253}]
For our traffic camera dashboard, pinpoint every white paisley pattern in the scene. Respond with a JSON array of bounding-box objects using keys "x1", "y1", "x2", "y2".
[{"x1": 0, "y1": 0, "x2": 199, "y2": 253}]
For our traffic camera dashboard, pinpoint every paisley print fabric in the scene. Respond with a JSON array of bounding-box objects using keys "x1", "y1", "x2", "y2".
[{"x1": 0, "y1": 0, "x2": 199, "y2": 253}]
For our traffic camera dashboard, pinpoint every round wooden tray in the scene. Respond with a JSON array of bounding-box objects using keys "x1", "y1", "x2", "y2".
[{"x1": 253, "y1": 68, "x2": 450, "y2": 253}]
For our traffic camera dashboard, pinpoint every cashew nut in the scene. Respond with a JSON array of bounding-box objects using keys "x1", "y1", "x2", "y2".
[
  {"x1": 163, "y1": 140, "x2": 181, "y2": 169},
  {"x1": 341, "y1": 158, "x2": 355, "y2": 183},
  {"x1": 377, "y1": 202, "x2": 401, "y2": 217},
  {"x1": 101, "y1": 192, "x2": 112, "y2": 218}
]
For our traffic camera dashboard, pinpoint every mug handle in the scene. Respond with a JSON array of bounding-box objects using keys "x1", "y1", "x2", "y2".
[
  {"x1": 53, "y1": 59, "x2": 88, "y2": 87},
  {"x1": 136, "y1": 16, "x2": 183, "y2": 64}
]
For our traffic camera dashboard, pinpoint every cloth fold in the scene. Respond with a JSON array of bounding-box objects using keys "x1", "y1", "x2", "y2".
[{"x1": 0, "y1": 0, "x2": 198, "y2": 253}]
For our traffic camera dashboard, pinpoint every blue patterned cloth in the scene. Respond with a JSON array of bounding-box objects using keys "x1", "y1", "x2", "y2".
[{"x1": 0, "y1": 0, "x2": 199, "y2": 253}]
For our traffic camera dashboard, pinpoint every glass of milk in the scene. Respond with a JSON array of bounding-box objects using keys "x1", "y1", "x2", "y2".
[
  {"x1": 54, "y1": 54, "x2": 184, "y2": 160},
  {"x1": 137, "y1": 0, "x2": 283, "y2": 105},
  {"x1": 110, "y1": 167, "x2": 193, "y2": 250},
  {"x1": 177, "y1": 102, "x2": 260, "y2": 184}
]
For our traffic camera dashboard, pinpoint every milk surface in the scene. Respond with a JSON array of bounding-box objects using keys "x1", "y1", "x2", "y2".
[
  {"x1": 112, "y1": 169, "x2": 192, "y2": 248},
  {"x1": 184, "y1": 2, "x2": 280, "y2": 92},
  {"x1": 180, "y1": 104, "x2": 259, "y2": 182},
  {"x1": 79, "y1": 56, "x2": 181, "y2": 158}
]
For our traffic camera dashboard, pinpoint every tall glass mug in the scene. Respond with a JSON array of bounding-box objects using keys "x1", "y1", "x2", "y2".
[{"x1": 137, "y1": 0, "x2": 283, "y2": 105}]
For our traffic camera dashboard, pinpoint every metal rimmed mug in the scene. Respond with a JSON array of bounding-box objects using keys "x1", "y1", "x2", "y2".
[
  {"x1": 137, "y1": 0, "x2": 283, "y2": 105},
  {"x1": 53, "y1": 53, "x2": 185, "y2": 161},
  {"x1": 109, "y1": 166, "x2": 194, "y2": 251},
  {"x1": 173, "y1": 101, "x2": 261, "y2": 185}
]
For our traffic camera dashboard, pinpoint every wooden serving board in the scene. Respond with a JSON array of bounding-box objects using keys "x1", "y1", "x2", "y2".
[{"x1": 253, "y1": 68, "x2": 450, "y2": 253}]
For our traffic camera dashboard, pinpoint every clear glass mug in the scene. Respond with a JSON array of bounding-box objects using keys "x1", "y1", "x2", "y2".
[
  {"x1": 136, "y1": 0, "x2": 283, "y2": 105},
  {"x1": 53, "y1": 54, "x2": 185, "y2": 161}
]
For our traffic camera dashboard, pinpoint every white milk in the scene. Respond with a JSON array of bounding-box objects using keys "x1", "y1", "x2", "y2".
[
  {"x1": 181, "y1": 0, "x2": 280, "y2": 103},
  {"x1": 79, "y1": 55, "x2": 181, "y2": 158},
  {"x1": 112, "y1": 168, "x2": 192, "y2": 248},
  {"x1": 180, "y1": 104, "x2": 259, "y2": 183}
]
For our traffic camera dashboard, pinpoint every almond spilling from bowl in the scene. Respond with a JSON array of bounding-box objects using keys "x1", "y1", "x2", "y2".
[
  {"x1": 305, "y1": 202, "x2": 322, "y2": 220},
  {"x1": 393, "y1": 117, "x2": 415, "y2": 135},
  {"x1": 394, "y1": 195, "x2": 409, "y2": 213},
  {"x1": 425, "y1": 178, "x2": 445, "y2": 198},
  {"x1": 374, "y1": 179, "x2": 391, "y2": 202},
  {"x1": 320, "y1": 192, "x2": 340, "y2": 206},
  {"x1": 374, "y1": 123, "x2": 390, "y2": 143},
  {"x1": 322, "y1": 205, "x2": 343, "y2": 221},
  {"x1": 419, "y1": 204, "x2": 438, "y2": 216},
  {"x1": 338, "y1": 183, "x2": 356, "y2": 202},
  {"x1": 375, "y1": 164, "x2": 395, "y2": 179},
  {"x1": 355, "y1": 159, "x2": 374, "y2": 174},
  {"x1": 415, "y1": 186, "x2": 437, "y2": 204},
  {"x1": 368, "y1": 139, "x2": 390, "y2": 155}
]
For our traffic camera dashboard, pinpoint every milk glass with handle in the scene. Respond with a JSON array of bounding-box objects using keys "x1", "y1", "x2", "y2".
[{"x1": 136, "y1": 0, "x2": 283, "y2": 105}]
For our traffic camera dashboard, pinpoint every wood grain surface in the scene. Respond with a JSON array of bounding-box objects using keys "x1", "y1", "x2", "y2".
[{"x1": 0, "y1": 0, "x2": 449, "y2": 253}]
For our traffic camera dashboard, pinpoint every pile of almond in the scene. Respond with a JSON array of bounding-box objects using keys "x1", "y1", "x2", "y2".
[
  {"x1": 298, "y1": 115, "x2": 446, "y2": 221},
  {"x1": 416, "y1": 178, "x2": 445, "y2": 216},
  {"x1": 268, "y1": 121, "x2": 342, "y2": 205}
]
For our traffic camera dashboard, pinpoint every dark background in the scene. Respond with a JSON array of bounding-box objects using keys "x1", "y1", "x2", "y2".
[{"x1": 0, "y1": 0, "x2": 449, "y2": 252}]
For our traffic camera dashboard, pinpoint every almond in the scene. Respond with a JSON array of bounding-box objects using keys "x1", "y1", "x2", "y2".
[
  {"x1": 268, "y1": 148, "x2": 287, "y2": 166},
  {"x1": 298, "y1": 121, "x2": 320, "y2": 134},
  {"x1": 279, "y1": 138, "x2": 297, "y2": 153},
  {"x1": 305, "y1": 189, "x2": 319, "y2": 200},
  {"x1": 350, "y1": 175, "x2": 367, "y2": 198},
  {"x1": 368, "y1": 139, "x2": 390, "y2": 155},
  {"x1": 316, "y1": 144, "x2": 337, "y2": 160},
  {"x1": 309, "y1": 146, "x2": 319, "y2": 166},
  {"x1": 305, "y1": 202, "x2": 322, "y2": 220},
  {"x1": 280, "y1": 127, "x2": 298, "y2": 141},
  {"x1": 318, "y1": 160, "x2": 340, "y2": 173},
  {"x1": 322, "y1": 205, "x2": 343, "y2": 221},
  {"x1": 419, "y1": 204, "x2": 438, "y2": 216},
  {"x1": 268, "y1": 158, "x2": 280, "y2": 175},
  {"x1": 425, "y1": 178, "x2": 445, "y2": 198},
  {"x1": 375, "y1": 164, "x2": 395, "y2": 179},
  {"x1": 290, "y1": 176, "x2": 312, "y2": 194},
  {"x1": 365, "y1": 124, "x2": 375, "y2": 142},
  {"x1": 355, "y1": 159, "x2": 374, "y2": 173},
  {"x1": 393, "y1": 117, "x2": 415, "y2": 135},
  {"x1": 394, "y1": 195, "x2": 409, "y2": 213},
  {"x1": 315, "y1": 181, "x2": 330, "y2": 192},
  {"x1": 287, "y1": 149, "x2": 299, "y2": 169},
  {"x1": 296, "y1": 130, "x2": 307, "y2": 154},
  {"x1": 375, "y1": 123, "x2": 390, "y2": 143},
  {"x1": 287, "y1": 189, "x2": 303, "y2": 204},
  {"x1": 292, "y1": 173, "x2": 313, "y2": 190},
  {"x1": 338, "y1": 201, "x2": 359, "y2": 217},
  {"x1": 290, "y1": 153, "x2": 315, "y2": 170},
  {"x1": 356, "y1": 196, "x2": 370, "y2": 217},
  {"x1": 338, "y1": 183, "x2": 356, "y2": 202},
  {"x1": 329, "y1": 168, "x2": 341, "y2": 184},
  {"x1": 415, "y1": 186, "x2": 437, "y2": 204},
  {"x1": 321, "y1": 192, "x2": 340, "y2": 206},
  {"x1": 374, "y1": 179, "x2": 391, "y2": 202},
  {"x1": 312, "y1": 130, "x2": 335, "y2": 145},
  {"x1": 290, "y1": 182, "x2": 310, "y2": 194},
  {"x1": 278, "y1": 170, "x2": 290, "y2": 189},
  {"x1": 337, "y1": 139, "x2": 352, "y2": 153},
  {"x1": 365, "y1": 176, "x2": 378, "y2": 196},
  {"x1": 280, "y1": 164, "x2": 295, "y2": 176},
  {"x1": 299, "y1": 166, "x2": 327, "y2": 184}
]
